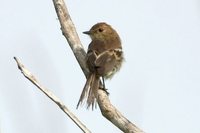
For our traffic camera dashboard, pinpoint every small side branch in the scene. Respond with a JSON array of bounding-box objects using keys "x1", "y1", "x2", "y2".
[{"x1": 14, "y1": 57, "x2": 91, "y2": 133}]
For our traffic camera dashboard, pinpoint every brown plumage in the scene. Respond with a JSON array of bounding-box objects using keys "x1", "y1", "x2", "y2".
[{"x1": 77, "y1": 22, "x2": 124, "y2": 109}]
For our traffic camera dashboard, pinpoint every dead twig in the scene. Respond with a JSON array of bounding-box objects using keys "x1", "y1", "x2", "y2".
[{"x1": 14, "y1": 57, "x2": 91, "y2": 133}]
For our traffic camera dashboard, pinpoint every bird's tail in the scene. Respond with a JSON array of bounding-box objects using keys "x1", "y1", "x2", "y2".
[{"x1": 77, "y1": 73, "x2": 100, "y2": 109}]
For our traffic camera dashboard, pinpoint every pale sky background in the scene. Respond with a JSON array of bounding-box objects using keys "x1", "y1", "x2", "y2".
[{"x1": 1, "y1": 0, "x2": 200, "y2": 133}]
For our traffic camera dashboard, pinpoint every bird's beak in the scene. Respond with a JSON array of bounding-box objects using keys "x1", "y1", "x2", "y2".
[{"x1": 83, "y1": 31, "x2": 91, "y2": 35}]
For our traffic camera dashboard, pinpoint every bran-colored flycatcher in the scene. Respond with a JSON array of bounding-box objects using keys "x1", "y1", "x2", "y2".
[{"x1": 77, "y1": 22, "x2": 124, "y2": 109}]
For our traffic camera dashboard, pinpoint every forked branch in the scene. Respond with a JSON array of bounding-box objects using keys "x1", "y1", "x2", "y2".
[{"x1": 15, "y1": 0, "x2": 144, "y2": 132}]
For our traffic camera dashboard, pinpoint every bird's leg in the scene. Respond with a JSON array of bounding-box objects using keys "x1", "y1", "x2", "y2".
[
  {"x1": 102, "y1": 76, "x2": 106, "y2": 89},
  {"x1": 99, "y1": 76, "x2": 109, "y2": 95}
]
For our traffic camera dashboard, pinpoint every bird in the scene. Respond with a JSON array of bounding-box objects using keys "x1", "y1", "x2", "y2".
[{"x1": 77, "y1": 22, "x2": 124, "y2": 109}]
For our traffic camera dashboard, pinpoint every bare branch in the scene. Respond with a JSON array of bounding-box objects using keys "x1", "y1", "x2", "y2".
[
  {"x1": 14, "y1": 57, "x2": 91, "y2": 133},
  {"x1": 97, "y1": 90, "x2": 144, "y2": 133},
  {"x1": 52, "y1": 0, "x2": 144, "y2": 132},
  {"x1": 52, "y1": 0, "x2": 89, "y2": 76}
]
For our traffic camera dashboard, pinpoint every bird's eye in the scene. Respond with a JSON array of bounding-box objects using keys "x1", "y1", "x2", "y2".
[{"x1": 98, "y1": 28, "x2": 104, "y2": 32}]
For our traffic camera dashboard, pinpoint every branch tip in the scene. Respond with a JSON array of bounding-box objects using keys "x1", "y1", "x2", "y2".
[{"x1": 14, "y1": 56, "x2": 22, "y2": 70}]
